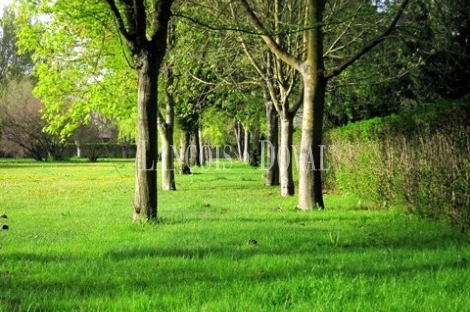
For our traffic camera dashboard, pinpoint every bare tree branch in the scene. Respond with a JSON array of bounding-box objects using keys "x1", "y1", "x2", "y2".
[
  {"x1": 326, "y1": 0, "x2": 410, "y2": 79},
  {"x1": 238, "y1": 0, "x2": 302, "y2": 71},
  {"x1": 229, "y1": 2, "x2": 265, "y2": 78}
]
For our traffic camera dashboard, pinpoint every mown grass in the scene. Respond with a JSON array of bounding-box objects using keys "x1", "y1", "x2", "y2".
[{"x1": 0, "y1": 159, "x2": 469, "y2": 311}]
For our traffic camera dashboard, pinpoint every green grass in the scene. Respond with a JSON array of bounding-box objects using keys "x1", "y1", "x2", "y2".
[{"x1": 0, "y1": 159, "x2": 469, "y2": 311}]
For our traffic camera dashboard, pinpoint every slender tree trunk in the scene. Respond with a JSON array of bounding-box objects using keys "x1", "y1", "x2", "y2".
[
  {"x1": 134, "y1": 54, "x2": 159, "y2": 221},
  {"x1": 312, "y1": 81, "x2": 326, "y2": 207},
  {"x1": 159, "y1": 67, "x2": 176, "y2": 191},
  {"x1": 279, "y1": 116, "x2": 295, "y2": 196},
  {"x1": 160, "y1": 124, "x2": 176, "y2": 190},
  {"x1": 121, "y1": 140, "x2": 131, "y2": 158},
  {"x1": 235, "y1": 122, "x2": 243, "y2": 161},
  {"x1": 298, "y1": 80, "x2": 314, "y2": 210},
  {"x1": 198, "y1": 127, "x2": 206, "y2": 165},
  {"x1": 264, "y1": 94, "x2": 280, "y2": 186},
  {"x1": 179, "y1": 131, "x2": 192, "y2": 174},
  {"x1": 194, "y1": 130, "x2": 201, "y2": 167},
  {"x1": 243, "y1": 128, "x2": 250, "y2": 164},
  {"x1": 250, "y1": 127, "x2": 260, "y2": 167}
]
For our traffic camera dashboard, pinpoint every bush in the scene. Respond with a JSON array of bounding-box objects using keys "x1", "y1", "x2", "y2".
[{"x1": 325, "y1": 96, "x2": 470, "y2": 230}]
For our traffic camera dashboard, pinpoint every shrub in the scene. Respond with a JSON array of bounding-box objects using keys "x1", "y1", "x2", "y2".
[{"x1": 325, "y1": 96, "x2": 470, "y2": 230}]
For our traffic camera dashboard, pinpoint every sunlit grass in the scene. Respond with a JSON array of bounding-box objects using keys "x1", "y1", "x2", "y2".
[{"x1": 0, "y1": 159, "x2": 469, "y2": 311}]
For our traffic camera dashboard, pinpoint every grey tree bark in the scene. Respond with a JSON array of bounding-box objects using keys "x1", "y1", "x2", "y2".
[
  {"x1": 198, "y1": 127, "x2": 206, "y2": 165},
  {"x1": 279, "y1": 115, "x2": 295, "y2": 196},
  {"x1": 243, "y1": 127, "x2": 250, "y2": 164}
]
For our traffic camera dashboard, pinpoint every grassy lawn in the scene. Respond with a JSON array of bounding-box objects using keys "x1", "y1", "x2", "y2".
[{"x1": 0, "y1": 159, "x2": 469, "y2": 311}]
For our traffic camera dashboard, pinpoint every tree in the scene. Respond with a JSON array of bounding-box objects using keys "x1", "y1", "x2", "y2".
[
  {"x1": 263, "y1": 86, "x2": 280, "y2": 186},
  {"x1": 0, "y1": 6, "x2": 31, "y2": 88},
  {"x1": 409, "y1": 0, "x2": 470, "y2": 100},
  {"x1": 169, "y1": 7, "x2": 246, "y2": 172},
  {"x1": 0, "y1": 7, "x2": 60, "y2": 160},
  {"x1": 17, "y1": 0, "x2": 174, "y2": 221},
  {"x1": 323, "y1": 0, "x2": 470, "y2": 125},
  {"x1": 173, "y1": 1, "x2": 270, "y2": 169},
  {"x1": 230, "y1": 0, "x2": 303, "y2": 195},
  {"x1": 157, "y1": 22, "x2": 177, "y2": 190},
  {"x1": 74, "y1": 113, "x2": 118, "y2": 162},
  {"x1": 237, "y1": 0, "x2": 410, "y2": 210},
  {"x1": 16, "y1": 1, "x2": 137, "y2": 139},
  {"x1": 104, "y1": 0, "x2": 174, "y2": 221},
  {"x1": 158, "y1": 64, "x2": 177, "y2": 189},
  {"x1": 0, "y1": 80, "x2": 66, "y2": 160}
]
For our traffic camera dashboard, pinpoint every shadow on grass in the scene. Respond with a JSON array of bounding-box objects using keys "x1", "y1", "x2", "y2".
[
  {"x1": 105, "y1": 218, "x2": 470, "y2": 261},
  {"x1": 103, "y1": 241, "x2": 469, "y2": 263},
  {"x1": 4, "y1": 246, "x2": 469, "y2": 293},
  {"x1": 2, "y1": 232, "x2": 469, "y2": 312},
  {"x1": 1, "y1": 252, "x2": 76, "y2": 263}
]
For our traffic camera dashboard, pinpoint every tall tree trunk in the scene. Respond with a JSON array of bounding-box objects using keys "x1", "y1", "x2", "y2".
[
  {"x1": 297, "y1": 0, "x2": 326, "y2": 210},
  {"x1": 279, "y1": 115, "x2": 295, "y2": 196},
  {"x1": 264, "y1": 93, "x2": 280, "y2": 186},
  {"x1": 134, "y1": 54, "x2": 159, "y2": 221},
  {"x1": 243, "y1": 128, "x2": 250, "y2": 164},
  {"x1": 159, "y1": 67, "x2": 176, "y2": 191},
  {"x1": 179, "y1": 131, "x2": 192, "y2": 174},
  {"x1": 104, "y1": 0, "x2": 174, "y2": 222},
  {"x1": 298, "y1": 76, "x2": 326, "y2": 209}
]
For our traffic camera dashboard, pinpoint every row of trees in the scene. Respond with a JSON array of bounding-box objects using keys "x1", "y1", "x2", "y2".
[{"x1": 1, "y1": 0, "x2": 468, "y2": 221}]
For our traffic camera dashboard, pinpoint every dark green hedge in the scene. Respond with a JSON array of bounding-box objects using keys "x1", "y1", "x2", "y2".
[{"x1": 324, "y1": 96, "x2": 470, "y2": 230}]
